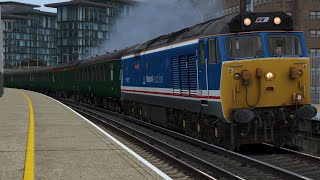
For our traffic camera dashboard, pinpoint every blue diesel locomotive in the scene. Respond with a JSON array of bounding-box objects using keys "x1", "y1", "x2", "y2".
[{"x1": 120, "y1": 12, "x2": 316, "y2": 149}]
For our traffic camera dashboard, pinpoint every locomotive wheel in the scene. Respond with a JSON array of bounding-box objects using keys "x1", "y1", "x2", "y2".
[
  {"x1": 131, "y1": 106, "x2": 135, "y2": 116},
  {"x1": 273, "y1": 138, "x2": 284, "y2": 148},
  {"x1": 222, "y1": 123, "x2": 236, "y2": 151},
  {"x1": 122, "y1": 101, "x2": 130, "y2": 115},
  {"x1": 102, "y1": 98, "x2": 107, "y2": 109},
  {"x1": 192, "y1": 115, "x2": 204, "y2": 140},
  {"x1": 204, "y1": 124, "x2": 220, "y2": 145},
  {"x1": 116, "y1": 103, "x2": 122, "y2": 113},
  {"x1": 181, "y1": 111, "x2": 192, "y2": 135},
  {"x1": 136, "y1": 106, "x2": 143, "y2": 120}
]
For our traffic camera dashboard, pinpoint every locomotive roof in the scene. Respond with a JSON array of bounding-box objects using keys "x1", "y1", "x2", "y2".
[
  {"x1": 125, "y1": 12, "x2": 293, "y2": 55},
  {"x1": 78, "y1": 48, "x2": 130, "y2": 67},
  {"x1": 125, "y1": 13, "x2": 237, "y2": 55}
]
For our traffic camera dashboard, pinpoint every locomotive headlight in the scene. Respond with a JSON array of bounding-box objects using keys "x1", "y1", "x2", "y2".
[
  {"x1": 274, "y1": 17, "x2": 281, "y2": 25},
  {"x1": 265, "y1": 72, "x2": 274, "y2": 81},
  {"x1": 244, "y1": 18, "x2": 252, "y2": 26},
  {"x1": 298, "y1": 70, "x2": 303, "y2": 77}
]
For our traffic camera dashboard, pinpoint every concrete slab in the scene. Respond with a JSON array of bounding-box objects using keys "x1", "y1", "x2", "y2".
[
  {"x1": 35, "y1": 150, "x2": 157, "y2": 180},
  {"x1": 0, "y1": 88, "x2": 29, "y2": 179},
  {"x1": 35, "y1": 125, "x2": 111, "y2": 151},
  {"x1": 0, "y1": 126, "x2": 28, "y2": 151},
  {"x1": 2, "y1": 89, "x2": 166, "y2": 180},
  {"x1": 0, "y1": 152, "x2": 25, "y2": 180}
]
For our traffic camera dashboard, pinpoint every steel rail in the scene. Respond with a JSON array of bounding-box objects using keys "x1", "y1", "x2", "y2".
[{"x1": 263, "y1": 143, "x2": 320, "y2": 164}]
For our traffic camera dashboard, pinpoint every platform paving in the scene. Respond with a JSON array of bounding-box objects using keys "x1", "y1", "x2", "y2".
[{"x1": 0, "y1": 88, "x2": 166, "y2": 180}]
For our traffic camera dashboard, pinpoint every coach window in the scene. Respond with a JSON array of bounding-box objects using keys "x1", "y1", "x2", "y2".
[
  {"x1": 98, "y1": 66, "x2": 100, "y2": 81},
  {"x1": 200, "y1": 41, "x2": 205, "y2": 64},
  {"x1": 83, "y1": 68, "x2": 85, "y2": 81},
  {"x1": 81, "y1": 68, "x2": 83, "y2": 81},
  {"x1": 81, "y1": 68, "x2": 86, "y2": 81},
  {"x1": 93, "y1": 66, "x2": 96, "y2": 81},
  {"x1": 87, "y1": 68, "x2": 89, "y2": 81},
  {"x1": 92, "y1": 67, "x2": 94, "y2": 81},
  {"x1": 88, "y1": 68, "x2": 90, "y2": 81},
  {"x1": 98, "y1": 66, "x2": 101, "y2": 81},
  {"x1": 105, "y1": 64, "x2": 109, "y2": 81},
  {"x1": 110, "y1": 64, "x2": 114, "y2": 81},
  {"x1": 96, "y1": 66, "x2": 99, "y2": 81},
  {"x1": 99, "y1": 65, "x2": 103, "y2": 81},
  {"x1": 85, "y1": 68, "x2": 88, "y2": 81}
]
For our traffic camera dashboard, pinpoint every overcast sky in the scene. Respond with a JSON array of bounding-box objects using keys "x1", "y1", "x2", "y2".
[{"x1": 0, "y1": 0, "x2": 147, "y2": 12}]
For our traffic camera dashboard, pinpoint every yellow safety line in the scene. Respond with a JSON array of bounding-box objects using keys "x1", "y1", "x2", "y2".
[{"x1": 20, "y1": 92, "x2": 34, "y2": 180}]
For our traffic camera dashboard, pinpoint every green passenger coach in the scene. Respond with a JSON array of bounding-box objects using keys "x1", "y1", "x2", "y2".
[{"x1": 4, "y1": 49, "x2": 126, "y2": 112}]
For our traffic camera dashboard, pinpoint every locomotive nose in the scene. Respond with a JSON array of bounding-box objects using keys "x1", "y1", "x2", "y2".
[{"x1": 220, "y1": 58, "x2": 312, "y2": 121}]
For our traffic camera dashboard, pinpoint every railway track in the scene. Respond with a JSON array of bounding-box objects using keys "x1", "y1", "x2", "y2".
[
  {"x1": 61, "y1": 99, "x2": 318, "y2": 180},
  {"x1": 241, "y1": 143, "x2": 320, "y2": 179},
  {"x1": 62, "y1": 100, "x2": 234, "y2": 180},
  {"x1": 100, "y1": 127, "x2": 198, "y2": 180}
]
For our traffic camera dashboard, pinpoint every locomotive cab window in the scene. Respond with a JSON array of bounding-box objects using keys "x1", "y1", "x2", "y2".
[
  {"x1": 268, "y1": 35, "x2": 302, "y2": 56},
  {"x1": 226, "y1": 35, "x2": 262, "y2": 59}
]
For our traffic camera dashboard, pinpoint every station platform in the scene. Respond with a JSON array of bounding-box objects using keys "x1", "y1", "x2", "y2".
[{"x1": 0, "y1": 88, "x2": 168, "y2": 180}]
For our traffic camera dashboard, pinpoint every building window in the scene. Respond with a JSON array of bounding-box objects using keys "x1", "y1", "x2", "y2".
[
  {"x1": 310, "y1": 30, "x2": 320, "y2": 38},
  {"x1": 310, "y1": 49, "x2": 320, "y2": 57},
  {"x1": 310, "y1": 11, "x2": 320, "y2": 20}
]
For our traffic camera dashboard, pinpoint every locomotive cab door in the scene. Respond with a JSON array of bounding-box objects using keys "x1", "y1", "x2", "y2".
[
  {"x1": 197, "y1": 38, "x2": 221, "y2": 98},
  {"x1": 197, "y1": 39, "x2": 209, "y2": 97},
  {"x1": 207, "y1": 38, "x2": 221, "y2": 93}
]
